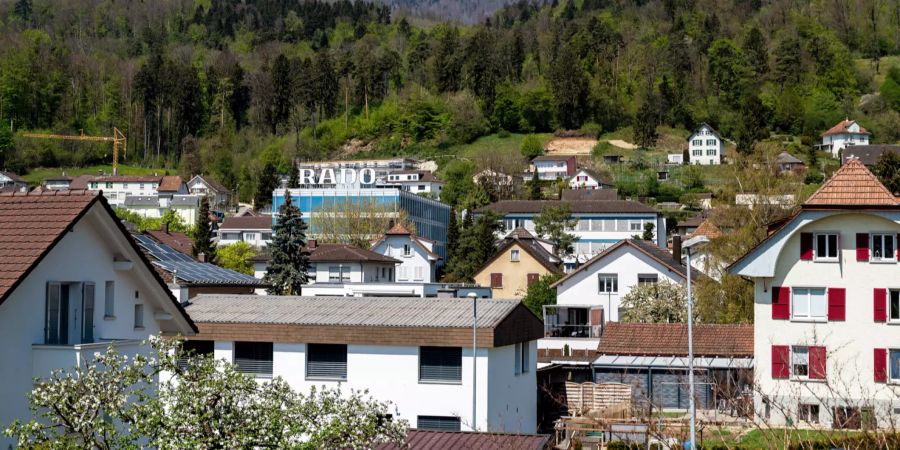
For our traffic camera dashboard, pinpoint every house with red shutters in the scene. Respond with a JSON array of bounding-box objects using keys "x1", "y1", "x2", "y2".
[{"x1": 728, "y1": 159, "x2": 900, "y2": 429}]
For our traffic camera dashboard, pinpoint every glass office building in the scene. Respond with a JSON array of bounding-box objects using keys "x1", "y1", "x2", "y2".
[{"x1": 272, "y1": 188, "x2": 451, "y2": 264}]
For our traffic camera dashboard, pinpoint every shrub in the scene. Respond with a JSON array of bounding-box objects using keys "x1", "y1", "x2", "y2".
[{"x1": 520, "y1": 134, "x2": 544, "y2": 158}]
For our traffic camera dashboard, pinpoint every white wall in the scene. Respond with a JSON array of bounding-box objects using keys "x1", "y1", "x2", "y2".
[
  {"x1": 688, "y1": 126, "x2": 723, "y2": 165},
  {"x1": 217, "y1": 228, "x2": 272, "y2": 248},
  {"x1": 753, "y1": 212, "x2": 900, "y2": 427},
  {"x1": 823, "y1": 133, "x2": 870, "y2": 157},
  {"x1": 373, "y1": 235, "x2": 435, "y2": 283},
  {"x1": 487, "y1": 342, "x2": 537, "y2": 433}
]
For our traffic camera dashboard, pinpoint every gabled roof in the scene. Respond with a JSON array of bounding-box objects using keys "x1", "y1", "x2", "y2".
[
  {"x1": 532, "y1": 155, "x2": 573, "y2": 162},
  {"x1": 188, "y1": 175, "x2": 229, "y2": 193},
  {"x1": 385, "y1": 223, "x2": 412, "y2": 235},
  {"x1": 842, "y1": 145, "x2": 900, "y2": 167},
  {"x1": 689, "y1": 122, "x2": 723, "y2": 140},
  {"x1": 374, "y1": 430, "x2": 550, "y2": 450},
  {"x1": 803, "y1": 159, "x2": 898, "y2": 207},
  {"x1": 134, "y1": 234, "x2": 265, "y2": 287},
  {"x1": 688, "y1": 219, "x2": 723, "y2": 240},
  {"x1": 571, "y1": 167, "x2": 613, "y2": 186},
  {"x1": 219, "y1": 216, "x2": 273, "y2": 230},
  {"x1": 676, "y1": 212, "x2": 707, "y2": 229},
  {"x1": 598, "y1": 323, "x2": 753, "y2": 358},
  {"x1": 551, "y1": 239, "x2": 704, "y2": 289},
  {"x1": 478, "y1": 200, "x2": 656, "y2": 214},
  {"x1": 310, "y1": 243, "x2": 401, "y2": 264},
  {"x1": 821, "y1": 119, "x2": 870, "y2": 136},
  {"x1": 776, "y1": 152, "x2": 803, "y2": 165},
  {"x1": 0, "y1": 190, "x2": 197, "y2": 331},
  {"x1": 145, "y1": 229, "x2": 194, "y2": 256},
  {"x1": 0, "y1": 171, "x2": 26, "y2": 183},
  {"x1": 560, "y1": 189, "x2": 618, "y2": 201},
  {"x1": 476, "y1": 230, "x2": 561, "y2": 276},
  {"x1": 371, "y1": 226, "x2": 441, "y2": 260},
  {"x1": 157, "y1": 175, "x2": 184, "y2": 192}
]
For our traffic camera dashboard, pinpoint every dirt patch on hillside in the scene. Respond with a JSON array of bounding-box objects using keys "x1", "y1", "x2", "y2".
[
  {"x1": 607, "y1": 139, "x2": 639, "y2": 150},
  {"x1": 336, "y1": 138, "x2": 374, "y2": 158},
  {"x1": 545, "y1": 137, "x2": 598, "y2": 155}
]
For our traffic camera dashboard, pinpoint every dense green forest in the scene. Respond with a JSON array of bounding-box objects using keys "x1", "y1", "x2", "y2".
[{"x1": 1, "y1": 0, "x2": 900, "y2": 205}]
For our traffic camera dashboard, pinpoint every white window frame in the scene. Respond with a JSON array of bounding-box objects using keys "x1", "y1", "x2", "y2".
[
  {"x1": 706, "y1": 139, "x2": 716, "y2": 146},
  {"x1": 403, "y1": 244, "x2": 412, "y2": 257},
  {"x1": 706, "y1": 148, "x2": 716, "y2": 156},
  {"x1": 813, "y1": 232, "x2": 839, "y2": 262},
  {"x1": 598, "y1": 274, "x2": 618, "y2": 294},
  {"x1": 798, "y1": 403, "x2": 820, "y2": 424},
  {"x1": 629, "y1": 221, "x2": 643, "y2": 232},
  {"x1": 638, "y1": 274, "x2": 658, "y2": 285},
  {"x1": 791, "y1": 345, "x2": 809, "y2": 379},
  {"x1": 890, "y1": 348, "x2": 900, "y2": 383},
  {"x1": 692, "y1": 149, "x2": 702, "y2": 156},
  {"x1": 791, "y1": 287, "x2": 827, "y2": 322},
  {"x1": 871, "y1": 233, "x2": 897, "y2": 263},
  {"x1": 510, "y1": 249, "x2": 520, "y2": 262}
]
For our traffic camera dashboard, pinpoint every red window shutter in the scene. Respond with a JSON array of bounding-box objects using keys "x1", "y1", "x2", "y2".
[
  {"x1": 526, "y1": 273, "x2": 539, "y2": 287},
  {"x1": 490, "y1": 273, "x2": 502, "y2": 288},
  {"x1": 875, "y1": 348, "x2": 888, "y2": 382},
  {"x1": 772, "y1": 287, "x2": 790, "y2": 320},
  {"x1": 589, "y1": 308, "x2": 603, "y2": 326},
  {"x1": 809, "y1": 346, "x2": 827, "y2": 380},
  {"x1": 856, "y1": 233, "x2": 870, "y2": 261},
  {"x1": 828, "y1": 288, "x2": 846, "y2": 321},
  {"x1": 771, "y1": 345, "x2": 790, "y2": 379},
  {"x1": 800, "y1": 233, "x2": 813, "y2": 261},
  {"x1": 874, "y1": 288, "x2": 888, "y2": 322}
]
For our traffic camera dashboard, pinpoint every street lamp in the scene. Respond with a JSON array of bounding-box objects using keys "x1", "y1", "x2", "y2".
[
  {"x1": 467, "y1": 292, "x2": 478, "y2": 431},
  {"x1": 682, "y1": 235, "x2": 709, "y2": 450}
]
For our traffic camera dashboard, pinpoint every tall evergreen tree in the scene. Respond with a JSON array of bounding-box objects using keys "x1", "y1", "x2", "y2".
[
  {"x1": 255, "y1": 163, "x2": 279, "y2": 210},
  {"x1": 445, "y1": 208, "x2": 459, "y2": 270},
  {"x1": 548, "y1": 43, "x2": 588, "y2": 129},
  {"x1": 270, "y1": 54, "x2": 293, "y2": 134},
  {"x1": 264, "y1": 194, "x2": 310, "y2": 295},
  {"x1": 288, "y1": 160, "x2": 300, "y2": 188},
  {"x1": 192, "y1": 200, "x2": 216, "y2": 261},
  {"x1": 14, "y1": 0, "x2": 32, "y2": 23},
  {"x1": 528, "y1": 170, "x2": 542, "y2": 200},
  {"x1": 742, "y1": 26, "x2": 769, "y2": 76}
]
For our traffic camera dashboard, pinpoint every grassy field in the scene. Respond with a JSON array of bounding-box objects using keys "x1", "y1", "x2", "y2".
[
  {"x1": 701, "y1": 427, "x2": 860, "y2": 448},
  {"x1": 21, "y1": 164, "x2": 172, "y2": 185},
  {"x1": 856, "y1": 55, "x2": 900, "y2": 87}
]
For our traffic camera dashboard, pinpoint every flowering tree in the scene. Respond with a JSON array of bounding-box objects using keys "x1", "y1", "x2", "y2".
[
  {"x1": 5, "y1": 337, "x2": 407, "y2": 449},
  {"x1": 619, "y1": 281, "x2": 696, "y2": 323}
]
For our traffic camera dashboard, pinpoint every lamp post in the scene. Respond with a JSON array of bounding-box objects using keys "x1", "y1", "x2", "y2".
[
  {"x1": 467, "y1": 292, "x2": 478, "y2": 431},
  {"x1": 682, "y1": 235, "x2": 709, "y2": 450}
]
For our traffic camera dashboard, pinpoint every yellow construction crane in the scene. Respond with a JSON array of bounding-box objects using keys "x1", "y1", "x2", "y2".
[{"x1": 22, "y1": 127, "x2": 127, "y2": 175}]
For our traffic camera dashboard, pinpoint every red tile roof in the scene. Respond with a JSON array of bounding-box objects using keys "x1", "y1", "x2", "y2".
[
  {"x1": 598, "y1": 323, "x2": 754, "y2": 358},
  {"x1": 803, "y1": 159, "x2": 898, "y2": 207},
  {"x1": 0, "y1": 190, "x2": 99, "y2": 301},
  {"x1": 220, "y1": 216, "x2": 273, "y2": 230},
  {"x1": 157, "y1": 175, "x2": 184, "y2": 192},
  {"x1": 374, "y1": 430, "x2": 550, "y2": 450},
  {"x1": 688, "y1": 219, "x2": 723, "y2": 239},
  {"x1": 145, "y1": 230, "x2": 194, "y2": 256},
  {"x1": 385, "y1": 223, "x2": 412, "y2": 235},
  {"x1": 821, "y1": 119, "x2": 869, "y2": 136}
]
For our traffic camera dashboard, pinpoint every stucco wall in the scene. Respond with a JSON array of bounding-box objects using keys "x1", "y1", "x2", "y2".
[{"x1": 474, "y1": 242, "x2": 554, "y2": 299}]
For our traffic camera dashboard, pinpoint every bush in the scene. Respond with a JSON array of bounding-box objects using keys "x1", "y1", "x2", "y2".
[
  {"x1": 579, "y1": 121, "x2": 602, "y2": 138},
  {"x1": 497, "y1": 129, "x2": 511, "y2": 138},
  {"x1": 520, "y1": 134, "x2": 544, "y2": 158},
  {"x1": 804, "y1": 171, "x2": 824, "y2": 184}
]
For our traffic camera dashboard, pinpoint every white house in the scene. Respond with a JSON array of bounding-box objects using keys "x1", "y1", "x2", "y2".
[
  {"x1": 0, "y1": 171, "x2": 27, "y2": 191},
  {"x1": 667, "y1": 153, "x2": 685, "y2": 165},
  {"x1": 217, "y1": 216, "x2": 273, "y2": 247},
  {"x1": 528, "y1": 155, "x2": 576, "y2": 181},
  {"x1": 306, "y1": 242, "x2": 400, "y2": 284},
  {"x1": 384, "y1": 170, "x2": 444, "y2": 199},
  {"x1": 478, "y1": 200, "x2": 665, "y2": 270},
  {"x1": 818, "y1": 119, "x2": 870, "y2": 158},
  {"x1": 370, "y1": 223, "x2": 440, "y2": 283},
  {"x1": 567, "y1": 168, "x2": 613, "y2": 190},
  {"x1": 188, "y1": 174, "x2": 231, "y2": 208},
  {"x1": 0, "y1": 190, "x2": 197, "y2": 448},
  {"x1": 728, "y1": 160, "x2": 900, "y2": 429},
  {"x1": 43, "y1": 175, "x2": 73, "y2": 190},
  {"x1": 183, "y1": 295, "x2": 543, "y2": 433},
  {"x1": 69, "y1": 174, "x2": 201, "y2": 225},
  {"x1": 687, "y1": 123, "x2": 724, "y2": 165}
]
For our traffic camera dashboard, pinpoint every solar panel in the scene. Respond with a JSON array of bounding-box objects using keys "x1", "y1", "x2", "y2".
[
  {"x1": 136, "y1": 233, "x2": 262, "y2": 285},
  {"x1": 134, "y1": 234, "x2": 194, "y2": 262}
]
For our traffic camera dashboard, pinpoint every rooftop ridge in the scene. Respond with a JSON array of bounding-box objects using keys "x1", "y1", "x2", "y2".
[{"x1": 803, "y1": 159, "x2": 897, "y2": 207}]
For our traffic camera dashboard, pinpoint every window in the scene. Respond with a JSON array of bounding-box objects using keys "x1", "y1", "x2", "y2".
[
  {"x1": 139, "y1": 183, "x2": 145, "y2": 190},
  {"x1": 692, "y1": 139, "x2": 702, "y2": 146},
  {"x1": 82, "y1": 283, "x2": 95, "y2": 344},
  {"x1": 792, "y1": 346, "x2": 809, "y2": 377},
  {"x1": 133, "y1": 304, "x2": 144, "y2": 329},
  {"x1": 515, "y1": 342, "x2": 530, "y2": 375},
  {"x1": 418, "y1": 185, "x2": 425, "y2": 191},
  {"x1": 244, "y1": 232, "x2": 259, "y2": 242},
  {"x1": 90, "y1": 182, "x2": 98, "y2": 189},
  {"x1": 45, "y1": 282, "x2": 67, "y2": 345},
  {"x1": 403, "y1": 244, "x2": 411, "y2": 256},
  {"x1": 177, "y1": 340, "x2": 214, "y2": 370},
  {"x1": 871, "y1": 234, "x2": 896, "y2": 261},
  {"x1": 328, "y1": 266, "x2": 351, "y2": 282},
  {"x1": 261, "y1": 232, "x2": 272, "y2": 240},
  {"x1": 692, "y1": 149, "x2": 702, "y2": 156},
  {"x1": 105, "y1": 182, "x2": 113, "y2": 189},
  {"x1": 221, "y1": 232, "x2": 241, "y2": 241},
  {"x1": 629, "y1": 221, "x2": 643, "y2": 232},
  {"x1": 490, "y1": 273, "x2": 503, "y2": 288},
  {"x1": 104, "y1": 281, "x2": 115, "y2": 318},
  {"x1": 799, "y1": 404, "x2": 819, "y2": 423},
  {"x1": 706, "y1": 139, "x2": 716, "y2": 146},
  {"x1": 814, "y1": 233, "x2": 838, "y2": 260},
  {"x1": 706, "y1": 149, "x2": 716, "y2": 156},
  {"x1": 890, "y1": 350, "x2": 900, "y2": 382},
  {"x1": 234, "y1": 341, "x2": 273, "y2": 377},
  {"x1": 638, "y1": 274, "x2": 658, "y2": 285},
  {"x1": 419, "y1": 347, "x2": 462, "y2": 383},
  {"x1": 306, "y1": 344, "x2": 348, "y2": 380},
  {"x1": 792, "y1": 288, "x2": 827, "y2": 321},
  {"x1": 891, "y1": 290, "x2": 900, "y2": 322},
  {"x1": 598, "y1": 274, "x2": 618, "y2": 293},
  {"x1": 417, "y1": 416, "x2": 461, "y2": 432},
  {"x1": 510, "y1": 249, "x2": 520, "y2": 262}
]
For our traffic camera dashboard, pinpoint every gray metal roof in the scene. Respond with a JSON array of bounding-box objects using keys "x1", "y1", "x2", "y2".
[
  {"x1": 171, "y1": 195, "x2": 200, "y2": 206},
  {"x1": 185, "y1": 295, "x2": 522, "y2": 328},
  {"x1": 124, "y1": 195, "x2": 159, "y2": 206}
]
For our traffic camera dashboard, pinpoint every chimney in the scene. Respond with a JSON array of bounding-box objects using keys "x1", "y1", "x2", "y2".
[
  {"x1": 162, "y1": 221, "x2": 169, "y2": 234},
  {"x1": 308, "y1": 239, "x2": 317, "y2": 250},
  {"x1": 197, "y1": 252, "x2": 206, "y2": 263},
  {"x1": 672, "y1": 235, "x2": 682, "y2": 264}
]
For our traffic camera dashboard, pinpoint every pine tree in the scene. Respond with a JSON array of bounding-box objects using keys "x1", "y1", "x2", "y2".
[
  {"x1": 192, "y1": 200, "x2": 216, "y2": 261},
  {"x1": 528, "y1": 170, "x2": 542, "y2": 200},
  {"x1": 288, "y1": 160, "x2": 300, "y2": 188},
  {"x1": 264, "y1": 195, "x2": 310, "y2": 295},
  {"x1": 254, "y1": 163, "x2": 279, "y2": 210},
  {"x1": 14, "y1": 0, "x2": 32, "y2": 23}
]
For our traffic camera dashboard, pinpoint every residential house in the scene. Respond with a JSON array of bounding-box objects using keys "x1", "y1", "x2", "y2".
[
  {"x1": 385, "y1": 170, "x2": 445, "y2": 199},
  {"x1": 371, "y1": 223, "x2": 441, "y2": 283},
  {"x1": 69, "y1": 174, "x2": 201, "y2": 224},
  {"x1": 776, "y1": 152, "x2": 805, "y2": 174},
  {"x1": 183, "y1": 295, "x2": 543, "y2": 433},
  {"x1": 842, "y1": 145, "x2": 900, "y2": 168},
  {"x1": 144, "y1": 226, "x2": 194, "y2": 257},
  {"x1": 473, "y1": 228, "x2": 562, "y2": 299},
  {"x1": 188, "y1": 174, "x2": 232, "y2": 208},
  {"x1": 559, "y1": 189, "x2": 618, "y2": 202},
  {"x1": 529, "y1": 155, "x2": 576, "y2": 181},
  {"x1": 675, "y1": 212, "x2": 707, "y2": 237},
  {"x1": 306, "y1": 241, "x2": 400, "y2": 284},
  {"x1": 685, "y1": 220, "x2": 726, "y2": 280},
  {"x1": 568, "y1": 168, "x2": 613, "y2": 190},
  {"x1": 0, "y1": 191, "x2": 197, "y2": 448},
  {"x1": 687, "y1": 123, "x2": 724, "y2": 165},
  {"x1": 217, "y1": 216, "x2": 273, "y2": 247},
  {"x1": 0, "y1": 171, "x2": 27, "y2": 191},
  {"x1": 477, "y1": 199, "x2": 665, "y2": 269},
  {"x1": 43, "y1": 175, "x2": 73, "y2": 190},
  {"x1": 667, "y1": 153, "x2": 685, "y2": 165},
  {"x1": 728, "y1": 159, "x2": 900, "y2": 428},
  {"x1": 818, "y1": 119, "x2": 871, "y2": 158}
]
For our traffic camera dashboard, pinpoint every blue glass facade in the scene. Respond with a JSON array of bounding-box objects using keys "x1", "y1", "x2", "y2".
[{"x1": 273, "y1": 188, "x2": 450, "y2": 264}]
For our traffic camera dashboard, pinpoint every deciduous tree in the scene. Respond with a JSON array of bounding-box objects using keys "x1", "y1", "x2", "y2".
[{"x1": 534, "y1": 204, "x2": 578, "y2": 258}]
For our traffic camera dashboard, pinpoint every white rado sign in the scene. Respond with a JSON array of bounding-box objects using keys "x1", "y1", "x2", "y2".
[{"x1": 299, "y1": 168, "x2": 377, "y2": 186}]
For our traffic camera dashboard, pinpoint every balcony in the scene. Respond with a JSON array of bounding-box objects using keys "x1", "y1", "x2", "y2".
[
  {"x1": 32, "y1": 339, "x2": 145, "y2": 379},
  {"x1": 543, "y1": 305, "x2": 603, "y2": 338}
]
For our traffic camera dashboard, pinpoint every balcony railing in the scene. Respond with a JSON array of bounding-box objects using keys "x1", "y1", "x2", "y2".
[
  {"x1": 32, "y1": 339, "x2": 145, "y2": 378},
  {"x1": 543, "y1": 305, "x2": 603, "y2": 338}
]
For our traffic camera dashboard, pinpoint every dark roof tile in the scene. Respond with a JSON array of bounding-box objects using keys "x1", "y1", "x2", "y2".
[{"x1": 598, "y1": 323, "x2": 753, "y2": 357}]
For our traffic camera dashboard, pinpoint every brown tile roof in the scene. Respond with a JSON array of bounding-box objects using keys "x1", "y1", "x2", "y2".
[
  {"x1": 479, "y1": 200, "x2": 656, "y2": 214},
  {"x1": 145, "y1": 230, "x2": 194, "y2": 256},
  {"x1": 821, "y1": 119, "x2": 870, "y2": 136},
  {"x1": 598, "y1": 323, "x2": 754, "y2": 358},
  {"x1": 310, "y1": 243, "x2": 401, "y2": 264},
  {"x1": 374, "y1": 430, "x2": 550, "y2": 450},
  {"x1": 157, "y1": 175, "x2": 183, "y2": 192},
  {"x1": 688, "y1": 219, "x2": 723, "y2": 240},
  {"x1": 676, "y1": 212, "x2": 707, "y2": 229},
  {"x1": 370, "y1": 226, "x2": 441, "y2": 260},
  {"x1": 385, "y1": 223, "x2": 411, "y2": 235},
  {"x1": 532, "y1": 155, "x2": 574, "y2": 162},
  {"x1": 219, "y1": 216, "x2": 273, "y2": 230},
  {"x1": 560, "y1": 189, "x2": 618, "y2": 201},
  {"x1": 803, "y1": 159, "x2": 898, "y2": 207}
]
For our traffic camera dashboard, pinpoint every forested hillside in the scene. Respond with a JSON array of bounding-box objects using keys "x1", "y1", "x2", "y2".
[{"x1": 1, "y1": 0, "x2": 900, "y2": 205}]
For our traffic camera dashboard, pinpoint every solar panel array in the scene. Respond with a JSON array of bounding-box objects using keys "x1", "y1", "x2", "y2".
[{"x1": 134, "y1": 234, "x2": 263, "y2": 285}]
